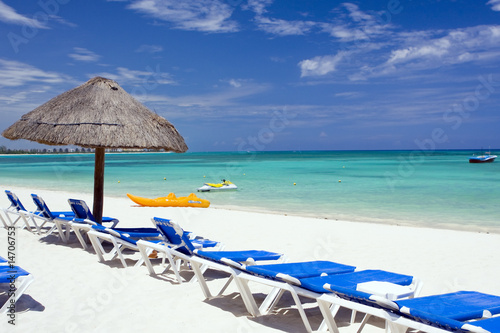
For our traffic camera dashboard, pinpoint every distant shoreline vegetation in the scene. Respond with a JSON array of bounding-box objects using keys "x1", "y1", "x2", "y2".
[{"x1": 0, "y1": 146, "x2": 166, "y2": 154}]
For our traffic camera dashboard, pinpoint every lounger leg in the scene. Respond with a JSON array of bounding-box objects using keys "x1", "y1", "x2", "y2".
[
  {"x1": 20, "y1": 212, "x2": 37, "y2": 234},
  {"x1": 88, "y1": 233, "x2": 106, "y2": 263},
  {"x1": 111, "y1": 240, "x2": 128, "y2": 268},
  {"x1": 259, "y1": 287, "x2": 285, "y2": 315},
  {"x1": 215, "y1": 275, "x2": 234, "y2": 297},
  {"x1": 0, "y1": 274, "x2": 35, "y2": 314},
  {"x1": 288, "y1": 287, "x2": 313, "y2": 333},
  {"x1": 73, "y1": 228, "x2": 90, "y2": 250},
  {"x1": 317, "y1": 298, "x2": 341, "y2": 333},
  {"x1": 137, "y1": 243, "x2": 156, "y2": 275},
  {"x1": 231, "y1": 274, "x2": 261, "y2": 317},
  {"x1": 191, "y1": 261, "x2": 213, "y2": 298},
  {"x1": 0, "y1": 210, "x2": 9, "y2": 228}
]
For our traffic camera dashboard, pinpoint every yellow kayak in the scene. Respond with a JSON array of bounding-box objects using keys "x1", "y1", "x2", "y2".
[{"x1": 127, "y1": 193, "x2": 210, "y2": 208}]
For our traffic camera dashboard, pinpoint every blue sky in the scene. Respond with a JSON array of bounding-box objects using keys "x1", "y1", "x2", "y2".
[{"x1": 0, "y1": 0, "x2": 499, "y2": 152}]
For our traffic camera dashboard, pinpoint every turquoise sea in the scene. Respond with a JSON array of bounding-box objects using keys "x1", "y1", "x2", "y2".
[{"x1": 0, "y1": 150, "x2": 498, "y2": 232}]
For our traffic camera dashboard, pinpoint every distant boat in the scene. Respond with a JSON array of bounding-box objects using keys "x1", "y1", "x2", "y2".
[
  {"x1": 197, "y1": 179, "x2": 237, "y2": 192},
  {"x1": 469, "y1": 152, "x2": 497, "y2": 163}
]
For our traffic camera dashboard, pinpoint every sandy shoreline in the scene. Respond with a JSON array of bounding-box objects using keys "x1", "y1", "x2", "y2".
[{"x1": 1, "y1": 186, "x2": 500, "y2": 332}]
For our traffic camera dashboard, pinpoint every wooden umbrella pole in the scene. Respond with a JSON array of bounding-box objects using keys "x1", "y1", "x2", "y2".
[{"x1": 93, "y1": 147, "x2": 105, "y2": 223}]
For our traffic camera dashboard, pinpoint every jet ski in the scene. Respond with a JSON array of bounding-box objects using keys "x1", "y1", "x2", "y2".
[{"x1": 197, "y1": 179, "x2": 237, "y2": 192}]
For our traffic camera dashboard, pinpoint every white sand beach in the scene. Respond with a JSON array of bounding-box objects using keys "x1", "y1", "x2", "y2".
[{"x1": 1, "y1": 186, "x2": 499, "y2": 332}]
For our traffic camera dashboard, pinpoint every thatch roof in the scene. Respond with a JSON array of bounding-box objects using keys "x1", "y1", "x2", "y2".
[{"x1": 2, "y1": 76, "x2": 188, "y2": 152}]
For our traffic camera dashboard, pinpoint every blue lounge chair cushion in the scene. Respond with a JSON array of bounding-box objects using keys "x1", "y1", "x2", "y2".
[
  {"x1": 195, "y1": 250, "x2": 282, "y2": 262},
  {"x1": 0, "y1": 266, "x2": 30, "y2": 283},
  {"x1": 474, "y1": 316, "x2": 500, "y2": 332},
  {"x1": 244, "y1": 261, "x2": 357, "y2": 280},
  {"x1": 111, "y1": 227, "x2": 159, "y2": 238},
  {"x1": 153, "y1": 217, "x2": 196, "y2": 255},
  {"x1": 6, "y1": 190, "x2": 26, "y2": 211},
  {"x1": 68, "y1": 198, "x2": 118, "y2": 224},
  {"x1": 31, "y1": 194, "x2": 74, "y2": 219},
  {"x1": 191, "y1": 239, "x2": 219, "y2": 248},
  {"x1": 299, "y1": 269, "x2": 415, "y2": 294},
  {"x1": 395, "y1": 291, "x2": 500, "y2": 324}
]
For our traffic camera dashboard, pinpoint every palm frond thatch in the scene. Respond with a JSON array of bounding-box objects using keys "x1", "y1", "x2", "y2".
[{"x1": 2, "y1": 76, "x2": 187, "y2": 152}]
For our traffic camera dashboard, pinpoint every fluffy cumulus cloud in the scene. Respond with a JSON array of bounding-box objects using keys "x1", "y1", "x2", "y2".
[
  {"x1": 127, "y1": 0, "x2": 238, "y2": 33},
  {"x1": 68, "y1": 47, "x2": 101, "y2": 62},
  {"x1": 0, "y1": 0, "x2": 48, "y2": 28},
  {"x1": 298, "y1": 53, "x2": 346, "y2": 77}
]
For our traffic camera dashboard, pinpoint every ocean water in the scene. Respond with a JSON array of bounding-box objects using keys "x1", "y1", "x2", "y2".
[{"x1": 0, "y1": 150, "x2": 498, "y2": 232}]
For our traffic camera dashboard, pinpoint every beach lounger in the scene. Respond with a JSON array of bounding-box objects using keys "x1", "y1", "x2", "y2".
[
  {"x1": 29, "y1": 194, "x2": 76, "y2": 240},
  {"x1": 136, "y1": 217, "x2": 284, "y2": 298},
  {"x1": 68, "y1": 199, "x2": 119, "y2": 227},
  {"x1": 89, "y1": 221, "x2": 222, "y2": 268},
  {"x1": 0, "y1": 264, "x2": 34, "y2": 314},
  {"x1": 1, "y1": 190, "x2": 38, "y2": 231},
  {"x1": 362, "y1": 291, "x2": 500, "y2": 333},
  {"x1": 228, "y1": 265, "x2": 422, "y2": 333},
  {"x1": 87, "y1": 225, "x2": 164, "y2": 268}
]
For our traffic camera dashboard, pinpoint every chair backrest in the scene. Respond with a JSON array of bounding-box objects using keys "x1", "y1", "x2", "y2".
[
  {"x1": 152, "y1": 217, "x2": 195, "y2": 255},
  {"x1": 31, "y1": 194, "x2": 55, "y2": 219},
  {"x1": 68, "y1": 199, "x2": 96, "y2": 222},
  {"x1": 5, "y1": 190, "x2": 26, "y2": 211}
]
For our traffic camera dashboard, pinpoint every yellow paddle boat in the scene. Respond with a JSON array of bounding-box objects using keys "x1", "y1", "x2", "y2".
[{"x1": 127, "y1": 193, "x2": 210, "y2": 208}]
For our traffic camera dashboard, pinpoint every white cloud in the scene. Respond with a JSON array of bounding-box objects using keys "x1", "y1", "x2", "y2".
[
  {"x1": 136, "y1": 44, "x2": 163, "y2": 53},
  {"x1": 127, "y1": 0, "x2": 238, "y2": 33},
  {"x1": 0, "y1": 1, "x2": 48, "y2": 28},
  {"x1": 140, "y1": 82, "x2": 270, "y2": 108},
  {"x1": 68, "y1": 47, "x2": 101, "y2": 62},
  {"x1": 0, "y1": 59, "x2": 67, "y2": 87},
  {"x1": 228, "y1": 79, "x2": 242, "y2": 88},
  {"x1": 254, "y1": 16, "x2": 315, "y2": 36},
  {"x1": 386, "y1": 25, "x2": 500, "y2": 67},
  {"x1": 298, "y1": 53, "x2": 347, "y2": 77},
  {"x1": 91, "y1": 67, "x2": 176, "y2": 86},
  {"x1": 245, "y1": 0, "x2": 273, "y2": 16},
  {"x1": 487, "y1": 0, "x2": 500, "y2": 11},
  {"x1": 322, "y1": 3, "x2": 393, "y2": 42}
]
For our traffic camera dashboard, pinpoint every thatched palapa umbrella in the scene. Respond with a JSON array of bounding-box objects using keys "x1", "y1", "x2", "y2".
[{"x1": 2, "y1": 76, "x2": 188, "y2": 222}]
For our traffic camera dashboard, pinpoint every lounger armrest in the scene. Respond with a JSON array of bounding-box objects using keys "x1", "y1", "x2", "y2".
[
  {"x1": 368, "y1": 295, "x2": 399, "y2": 311},
  {"x1": 276, "y1": 273, "x2": 301, "y2": 285},
  {"x1": 106, "y1": 229, "x2": 121, "y2": 238},
  {"x1": 461, "y1": 324, "x2": 491, "y2": 333},
  {"x1": 220, "y1": 258, "x2": 243, "y2": 269}
]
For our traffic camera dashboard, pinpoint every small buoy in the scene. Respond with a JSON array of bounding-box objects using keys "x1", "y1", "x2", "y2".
[
  {"x1": 338, "y1": 180, "x2": 341, "y2": 183},
  {"x1": 293, "y1": 183, "x2": 296, "y2": 185},
  {"x1": 203, "y1": 175, "x2": 206, "y2": 178},
  {"x1": 163, "y1": 177, "x2": 166, "y2": 180},
  {"x1": 118, "y1": 181, "x2": 120, "y2": 183},
  {"x1": 243, "y1": 173, "x2": 246, "y2": 176}
]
